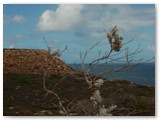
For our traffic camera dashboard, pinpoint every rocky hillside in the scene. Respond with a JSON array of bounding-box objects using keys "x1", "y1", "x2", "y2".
[{"x1": 3, "y1": 49, "x2": 75, "y2": 76}]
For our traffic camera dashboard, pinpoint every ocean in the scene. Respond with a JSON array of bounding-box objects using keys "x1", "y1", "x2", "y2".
[{"x1": 69, "y1": 63, "x2": 155, "y2": 85}]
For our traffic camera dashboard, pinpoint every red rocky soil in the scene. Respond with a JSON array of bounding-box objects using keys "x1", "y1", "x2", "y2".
[{"x1": 3, "y1": 49, "x2": 75, "y2": 76}]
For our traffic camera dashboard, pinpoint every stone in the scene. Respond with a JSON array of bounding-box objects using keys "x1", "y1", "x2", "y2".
[
  {"x1": 9, "y1": 107, "x2": 15, "y2": 110},
  {"x1": 34, "y1": 110, "x2": 53, "y2": 115}
]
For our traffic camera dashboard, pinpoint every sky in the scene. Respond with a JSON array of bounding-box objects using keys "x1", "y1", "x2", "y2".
[{"x1": 3, "y1": 4, "x2": 155, "y2": 63}]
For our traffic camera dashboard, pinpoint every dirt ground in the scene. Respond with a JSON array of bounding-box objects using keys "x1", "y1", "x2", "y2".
[{"x1": 3, "y1": 73, "x2": 155, "y2": 116}]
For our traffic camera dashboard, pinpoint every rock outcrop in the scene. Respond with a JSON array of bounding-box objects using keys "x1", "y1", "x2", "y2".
[{"x1": 3, "y1": 49, "x2": 75, "y2": 76}]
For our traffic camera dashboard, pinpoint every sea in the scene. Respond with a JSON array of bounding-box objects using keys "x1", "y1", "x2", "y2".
[{"x1": 69, "y1": 63, "x2": 155, "y2": 86}]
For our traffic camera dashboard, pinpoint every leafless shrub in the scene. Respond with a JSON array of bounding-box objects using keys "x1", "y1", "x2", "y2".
[
  {"x1": 41, "y1": 25, "x2": 153, "y2": 116},
  {"x1": 76, "y1": 25, "x2": 154, "y2": 116}
]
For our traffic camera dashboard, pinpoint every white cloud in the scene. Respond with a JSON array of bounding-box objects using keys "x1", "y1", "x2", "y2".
[
  {"x1": 8, "y1": 44, "x2": 15, "y2": 48},
  {"x1": 138, "y1": 33, "x2": 152, "y2": 41},
  {"x1": 5, "y1": 34, "x2": 24, "y2": 41},
  {"x1": 3, "y1": 14, "x2": 26, "y2": 24},
  {"x1": 86, "y1": 5, "x2": 155, "y2": 32},
  {"x1": 148, "y1": 45, "x2": 155, "y2": 52},
  {"x1": 14, "y1": 34, "x2": 24, "y2": 40},
  {"x1": 52, "y1": 39, "x2": 63, "y2": 44},
  {"x1": 85, "y1": 5, "x2": 155, "y2": 41},
  {"x1": 37, "y1": 4, "x2": 155, "y2": 42},
  {"x1": 37, "y1": 4, "x2": 83, "y2": 32},
  {"x1": 13, "y1": 15, "x2": 26, "y2": 23},
  {"x1": 3, "y1": 14, "x2": 11, "y2": 24},
  {"x1": 90, "y1": 29, "x2": 105, "y2": 38}
]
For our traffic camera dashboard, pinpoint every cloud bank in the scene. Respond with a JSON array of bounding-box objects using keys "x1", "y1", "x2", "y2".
[
  {"x1": 37, "y1": 4, "x2": 83, "y2": 32},
  {"x1": 4, "y1": 14, "x2": 26, "y2": 24},
  {"x1": 37, "y1": 4, "x2": 155, "y2": 34},
  {"x1": 13, "y1": 15, "x2": 26, "y2": 23},
  {"x1": 4, "y1": 34, "x2": 24, "y2": 41}
]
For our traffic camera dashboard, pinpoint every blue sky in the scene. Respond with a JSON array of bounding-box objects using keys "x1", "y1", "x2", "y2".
[{"x1": 3, "y1": 4, "x2": 155, "y2": 63}]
